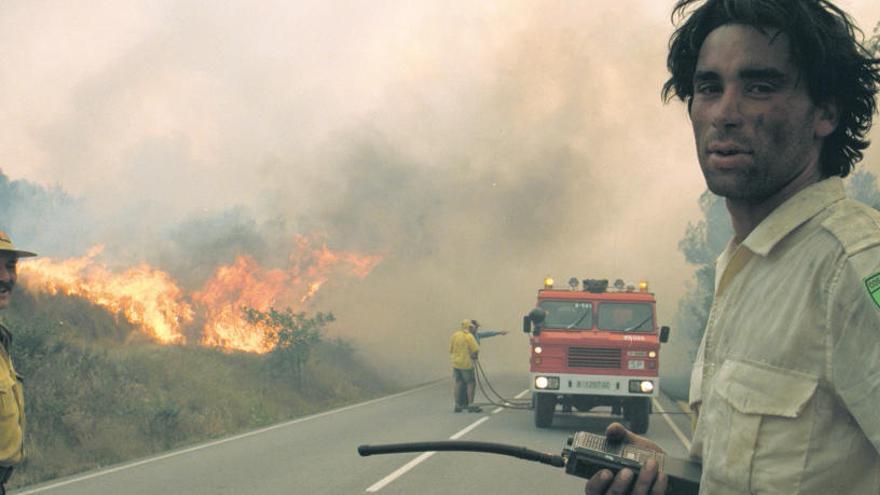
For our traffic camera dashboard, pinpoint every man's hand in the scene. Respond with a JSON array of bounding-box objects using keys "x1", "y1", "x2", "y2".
[{"x1": 584, "y1": 423, "x2": 668, "y2": 495}]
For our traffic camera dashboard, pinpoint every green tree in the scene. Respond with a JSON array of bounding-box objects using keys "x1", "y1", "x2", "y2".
[
  {"x1": 244, "y1": 307, "x2": 334, "y2": 384},
  {"x1": 674, "y1": 191, "x2": 732, "y2": 354}
]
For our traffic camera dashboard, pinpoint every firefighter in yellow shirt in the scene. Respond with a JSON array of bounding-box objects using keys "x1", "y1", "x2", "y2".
[
  {"x1": 0, "y1": 232, "x2": 35, "y2": 494},
  {"x1": 449, "y1": 319, "x2": 480, "y2": 413}
]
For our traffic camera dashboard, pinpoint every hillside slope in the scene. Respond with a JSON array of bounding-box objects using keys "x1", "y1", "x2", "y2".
[{"x1": 1, "y1": 291, "x2": 394, "y2": 488}]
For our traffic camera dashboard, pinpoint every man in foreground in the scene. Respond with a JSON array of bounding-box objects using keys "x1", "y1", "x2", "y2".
[
  {"x1": 450, "y1": 319, "x2": 481, "y2": 413},
  {"x1": 0, "y1": 232, "x2": 36, "y2": 494},
  {"x1": 587, "y1": 0, "x2": 880, "y2": 493}
]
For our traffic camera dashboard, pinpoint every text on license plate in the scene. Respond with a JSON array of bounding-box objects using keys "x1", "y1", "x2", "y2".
[{"x1": 574, "y1": 380, "x2": 611, "y2": 390}]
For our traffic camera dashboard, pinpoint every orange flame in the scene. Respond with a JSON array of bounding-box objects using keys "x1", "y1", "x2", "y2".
[
  {"x1": 191, "y1": 256, "x2": 287, "y2": 354},
  {"x1": 19, "y1": 235, "x2": 383, "y2": 354},
  {"x1": 20, "y1": 246, "x2": 192, "y2": 344},
  {"x1": 194, "y1": 235, "x2": 383, "y2": 353}
]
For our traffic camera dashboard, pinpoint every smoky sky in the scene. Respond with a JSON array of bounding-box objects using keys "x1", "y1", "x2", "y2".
[{"x1": 2, "y1": 0, "x2": 879, "y2": 381}]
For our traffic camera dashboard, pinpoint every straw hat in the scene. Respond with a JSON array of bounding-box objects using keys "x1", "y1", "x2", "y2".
[{"x1": 0, "y1": 231, "x2": 37, "y2": 258}]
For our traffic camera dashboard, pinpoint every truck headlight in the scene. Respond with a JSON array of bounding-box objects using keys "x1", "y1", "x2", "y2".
[
  {"x1": 628, "y1": 380, "x2": 655, "y2": 394},
  {"x1": 534, "y1": 346, "x2": 543, "y2": 354},
  {"x1": 648, "y1": 351, "x2": 657, "y2": 359},
  {"x1": 534, "y1": 376, "x2": 559, "y2": 390}
]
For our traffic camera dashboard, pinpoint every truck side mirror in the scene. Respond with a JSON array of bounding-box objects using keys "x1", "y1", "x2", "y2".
[
  {"x1": 660, "y1": 326, "x2": 670, "y2": 343},
  {"x1": 522, "y1": 315, "x2": 531, "y2": 333},
  {"x1": 527, "y1": 308, "x2": 546, "y2": 336}
]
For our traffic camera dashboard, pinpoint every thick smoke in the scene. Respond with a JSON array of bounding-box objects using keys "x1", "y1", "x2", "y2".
[
  {"x1": 2, "y1": 1, "x2": 879, "y2": 383},
  {"x1": 0, "y1": 172, "x2": 92, "y2": 258}
]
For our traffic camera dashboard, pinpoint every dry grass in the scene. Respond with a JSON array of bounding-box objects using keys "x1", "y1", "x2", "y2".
[{"x1": 1, "y1": 292, "x2": 393, "y2": 489}]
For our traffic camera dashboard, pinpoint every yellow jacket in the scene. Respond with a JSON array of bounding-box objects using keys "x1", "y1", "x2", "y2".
[
  {"x1": 0, "y1": 325, "x2": 24, "y2": 466},
  {"x1": 449, "y1": 323, "x2": 479, "y2": 370}
]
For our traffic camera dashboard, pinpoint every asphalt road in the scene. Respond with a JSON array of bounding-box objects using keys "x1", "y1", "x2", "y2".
[{"x1": 13, "y1": 373, "x2": 694, "y2": 494}]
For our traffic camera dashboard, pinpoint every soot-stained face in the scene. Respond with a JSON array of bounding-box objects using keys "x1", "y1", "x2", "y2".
[{"x1": 690, "y1": 24, "x2": 837, "y2": 203}]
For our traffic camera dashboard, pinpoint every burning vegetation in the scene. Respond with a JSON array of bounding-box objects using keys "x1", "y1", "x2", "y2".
[{"x1": 18, "y1": 234, "x2": 382, "y2": 353}]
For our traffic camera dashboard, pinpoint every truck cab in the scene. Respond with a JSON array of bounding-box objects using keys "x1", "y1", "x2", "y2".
[{"x1": 523, "y1": 277, "x2": 669, "y2": 432}]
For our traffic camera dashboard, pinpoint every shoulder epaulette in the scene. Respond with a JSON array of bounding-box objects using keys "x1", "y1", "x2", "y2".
[{"x1": 821, "y1": 199, "x2": 880, "y2": 257}]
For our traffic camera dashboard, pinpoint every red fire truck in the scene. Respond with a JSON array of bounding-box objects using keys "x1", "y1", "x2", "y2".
[{"x1": 523, "y1": 277, "x2": 669, "y2": 432}]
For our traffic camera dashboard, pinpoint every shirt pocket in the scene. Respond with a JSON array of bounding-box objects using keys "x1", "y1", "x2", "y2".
[
  {"x1": 704, "y1": 359, "x2": 817, "y2": 492},
  {"x1": 0, "y1": 378, "x2": 16, "y2": 420}
]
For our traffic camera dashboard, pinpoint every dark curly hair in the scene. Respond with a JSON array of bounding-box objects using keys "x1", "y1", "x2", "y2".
[{"x1": 662, "y1": 0, "x2": 880, "y2": 178}]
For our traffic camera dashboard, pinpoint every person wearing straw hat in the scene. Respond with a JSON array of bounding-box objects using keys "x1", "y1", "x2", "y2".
[{"x1": 0, "y1": 231, "x2": 35, "y2": 493}]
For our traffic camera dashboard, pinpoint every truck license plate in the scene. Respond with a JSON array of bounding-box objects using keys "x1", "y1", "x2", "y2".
[
  {"x1": 575, "y1": 380, "x2": 611, "y2": 390},
  {"x1": 628, "y1": 360, "x2": 645, "y2": 370}
]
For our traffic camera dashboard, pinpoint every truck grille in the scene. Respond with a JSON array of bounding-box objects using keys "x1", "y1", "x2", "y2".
[{"x1": 567, "y1": 347, "x2": 621, "y2": 369}]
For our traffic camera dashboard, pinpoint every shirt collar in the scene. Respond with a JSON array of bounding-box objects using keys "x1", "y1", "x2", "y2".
[{"x1": 741, "y1": 177, "x2": 846, "y2": 257}]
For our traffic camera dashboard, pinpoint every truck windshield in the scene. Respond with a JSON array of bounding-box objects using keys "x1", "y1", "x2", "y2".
[
  {"x1": 597, "y1": 302, "x2": 653, "y2": 332},
  {"x1": 538, "y1": 301, "x2": 592, "y2": 330}
]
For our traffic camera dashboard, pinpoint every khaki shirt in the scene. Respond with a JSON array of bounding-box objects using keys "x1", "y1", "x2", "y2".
[
  {"x1": 0, "y1": 325, "x2": 23, "y2": 466},
  {"x1": 689, "y1": 178, "x2": 880, "y2": 494}
]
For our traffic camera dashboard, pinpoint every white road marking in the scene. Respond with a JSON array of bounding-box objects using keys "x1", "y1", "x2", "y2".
[
  {"x1": 365, "y1": 452, "x2": 434, "y2": 493},
  {"x1": 492, "y1": 407, "x2": 504, "y2": 414},
  {"x1": 15, "y1": 381, "x2": 444, "y2": 495},
  {"x1": 365, "y1": 416, "x2": 491, "y2": 492},
  {"x1": 450, "y1": 416, "x2": 490, "y2": 440},
  {"x1": 514, "y1": 388, "x2": 529, "y2": 399},
  {"x1": 652, "y1": 397, "x2": 691, "y2": 452}
]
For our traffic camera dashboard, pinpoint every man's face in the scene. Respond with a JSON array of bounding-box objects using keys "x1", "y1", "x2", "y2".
[
  {"x1": 690, "y1": 24, "x2": 837, "y2": 202},
  {"x1": 0, "y1": 254, "x2": 17, "y2": 310}
]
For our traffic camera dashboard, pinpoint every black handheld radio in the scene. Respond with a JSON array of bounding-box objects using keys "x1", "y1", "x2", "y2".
[{"x1": 563, "y1": 431, "x2": 701, "y2": 494}]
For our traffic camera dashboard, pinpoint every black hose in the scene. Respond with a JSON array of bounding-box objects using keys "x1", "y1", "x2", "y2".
[
  {"x1": 473, "y1": 359, "x2": 531, "y2": 409},
  {"x1": 475, "y1": 360, "x2": 517, "y2": 401},
  {"x1": 358, "y1": 440, "x2": 565, "y2": 468}
]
